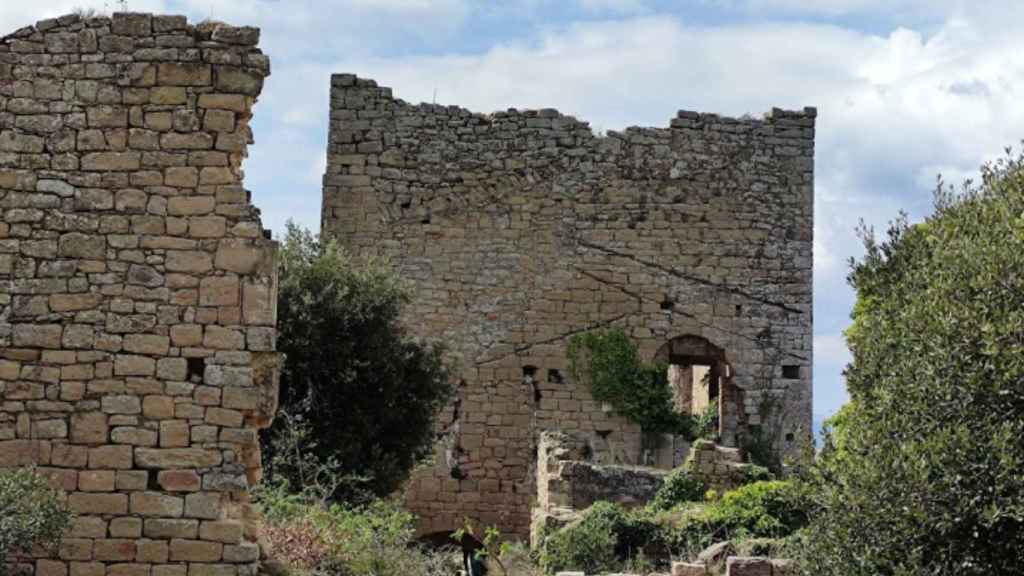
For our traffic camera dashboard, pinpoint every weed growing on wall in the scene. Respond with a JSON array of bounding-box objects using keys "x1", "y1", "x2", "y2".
[
  {"x1": 567, "y1": 328, "x2": 695, "y2": 436},
  {"x1": 0, "y1": 469, "x2": 73, "y2": 575}
]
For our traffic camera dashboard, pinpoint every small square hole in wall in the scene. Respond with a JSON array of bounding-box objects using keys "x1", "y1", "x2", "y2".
[
  {"x1": 785, "y1": 432, "x2": 795, "y2": 443},
  {"x1": 186, "y1": 357, "x2": 205, "y2": 381},
  {"x1": 782, "y1": 365, "x2": 801, "y2": 379}
]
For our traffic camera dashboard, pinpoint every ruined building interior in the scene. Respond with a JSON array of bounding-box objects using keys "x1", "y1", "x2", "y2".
[{"x1": 321, "y1": 74, "x2": 814, "y2": 538}]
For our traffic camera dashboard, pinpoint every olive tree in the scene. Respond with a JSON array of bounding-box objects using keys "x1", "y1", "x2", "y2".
[
  {"x1": 798, "y1": 150, "x2": 1024, "y2": 575},
  {"x1": 261, "y1": 223, "x2": 452, "y2": 503}
]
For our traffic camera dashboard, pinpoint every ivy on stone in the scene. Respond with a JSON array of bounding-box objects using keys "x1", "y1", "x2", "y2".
[{"x1": 567, "y1": 328, "x2": 694, "y2": 437}]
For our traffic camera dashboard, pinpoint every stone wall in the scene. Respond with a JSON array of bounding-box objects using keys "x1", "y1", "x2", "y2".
[
  {"x1": 685, "y1": 439, "x2": 750, "y2": 493},
  {"x1": 0, "y1": 12, "x2": 278, "y2": 576},
  {"x1": 321, "y1": 74, "x2": 814, "y2": 536},
  {"x1": 532, "y1": 430, "x2": 667, "y2": 547}
]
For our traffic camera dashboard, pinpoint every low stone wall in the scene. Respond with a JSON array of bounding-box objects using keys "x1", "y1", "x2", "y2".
[
  {"x1": 684, "y1": 439, "x2": 751, "y2": 492},
  {"x1": 532, "y1": 430, "x2": 667, "y2": 546}
]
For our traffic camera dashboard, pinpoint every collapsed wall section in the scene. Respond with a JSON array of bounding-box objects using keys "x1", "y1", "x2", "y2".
[
  {"x1": 0, "y1": 12, "x2": 278, "y2": 576},
  {"x1": 322, "y1": 74, "x2": 814, "y2": 537}
]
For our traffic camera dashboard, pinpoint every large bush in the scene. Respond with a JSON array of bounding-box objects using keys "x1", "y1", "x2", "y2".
[
  {"x1": 798, "y1": 152, "x2": 1024, "y2": 575},
  {"x1": 262, "y1": 224, "x2": 452, "y2": 502},
  {"x1": 0, "y1": 468, "x2": 73, "y2": 573}
]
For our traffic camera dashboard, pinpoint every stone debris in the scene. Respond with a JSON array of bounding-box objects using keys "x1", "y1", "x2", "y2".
[{"x1": 0, "y1": 12, "x2": 278, "y2": 576}]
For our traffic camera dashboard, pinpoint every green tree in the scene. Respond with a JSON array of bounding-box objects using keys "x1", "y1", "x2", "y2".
[
  {"x1": 798, "y1": 151, "x2": 1024, "y2": 575},
  {"x1": 261, "y1": 223, "x2": 452, "y2": 502},
  {"x1": 0, "y1": 468, "x2": 73, "y2": 574}
]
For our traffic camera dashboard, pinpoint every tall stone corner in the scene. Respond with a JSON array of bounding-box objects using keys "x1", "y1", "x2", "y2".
[{"x1": 0, "y1": 11, "x2": 279, "y2": 576}]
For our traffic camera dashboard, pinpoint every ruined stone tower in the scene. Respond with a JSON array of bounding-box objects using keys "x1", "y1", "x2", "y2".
[
  {"x1": 322, "y1": 75, "x2": 814, "y2": 537},
  {"x1": 0, "y1": 12, "x2": 278, "y2": 576}
]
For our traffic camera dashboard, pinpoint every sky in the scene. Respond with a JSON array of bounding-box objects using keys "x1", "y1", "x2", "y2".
[{"x1": 4, "y1": 0, "x2": 1023, "y2": 424}]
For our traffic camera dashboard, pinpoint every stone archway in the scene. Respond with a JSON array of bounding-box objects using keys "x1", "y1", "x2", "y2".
[{"x1": 653, "y1": 335, "x2": 739, "y2": 447}]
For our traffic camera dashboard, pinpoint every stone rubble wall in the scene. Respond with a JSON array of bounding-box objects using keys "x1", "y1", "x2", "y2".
[
  {"x1": 321, "y1": 74, "x2": 814, "y2": 537},
  {"x1": 532, "y1": 430, "x2": 667, "y2": 547},
  {"x1": 685, "y1": 439, "x2": 750, "y2": 492},
  {"x1": 0, "y1": 12, "x2": 278, "y2": 576}
]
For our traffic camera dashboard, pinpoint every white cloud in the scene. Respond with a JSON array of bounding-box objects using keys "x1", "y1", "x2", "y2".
[
  {"x1": 3, "y1": 0, "x2": 1022, "y2": 415},
  {"x1": 578, "y1": 0, "x2": 649, "y2": 14}
]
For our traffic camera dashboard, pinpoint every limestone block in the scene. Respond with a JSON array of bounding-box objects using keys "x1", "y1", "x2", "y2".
[
  {"x1": 110, "y1": 517, "x2": 143, "y2": 538},
  {"x1": 672, "y1": 562, "x2": 707, "y2": 576},
  {"x1": 88, "y1": 445, "x2": 134, "y2": 469},
  {"x1": 93, "y1": 539, "x2": 136, "y2": 562},
  {"x1": 145, "y1": 518, "x2": 199, "y2": 539},
  {"x1": 169, "y1": 539, "x2": 223, "y2": 562},
  {"x1": 726, "y1": 557, "x2": 773, "y2": 576},
  {"x1": 78, "y1": 470, "x2": 116, "y2": 492},
  {"x1": 184, "y1": 492, "x2": 223, "y2": 519},
  {"x1": 12, "y1": 324, "x2": 63, "y2": 348},
  {"x1": 123, "y1": 334, "x2": 170, "y2": 355},
  {"x1": 158, "y1": 469, "x2": 201, "y2": 492},
  {"x1": 160, "y1": 420, "x2": 190, "y2": 448},
  {"x1": 157, "y1": 63, "x2": 212, "y2": 86},
  {"x1": 130, "y1": 491, "x2": 185, "y2": 517},
  {"x1": 199, "y1": 520, "x2": 243, "y2": 543},
  {"x1": 68, "y1": 492, "x2": 129, "y2": 515},
  {"x1": 136, "y1": 447, "x2": 223, "y2": 469},
  {"x1": 200, "y1": 276, "x2": 240, "y2": 306}
]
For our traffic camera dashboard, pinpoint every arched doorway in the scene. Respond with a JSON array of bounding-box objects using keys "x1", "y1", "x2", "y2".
[{"x1": 652, "y1": 335, "x2": 736, "y2": 446}]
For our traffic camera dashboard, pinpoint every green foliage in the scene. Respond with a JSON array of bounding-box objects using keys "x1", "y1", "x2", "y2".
[
  {"x1": 741, "y1": 464, "x2": 775, "y2": 485},
  {"x1": 263, "y1": 223, "x2": 453, "y2": 502},
  {"x1": 741, "y1": 426, "x2": 782, "y2": 475},
  {"x1": 567, "y1": 328, "x2": 693, "y2": 436},
  {"x1": 650, "y1": 468, "x2": 706, "y2": 511},
  {"x1": 453, "y1": 521, "x2": 505, "y2": 575},
  {"x1": 703, "y1": 481, "x2": 808, "y2": 540},
  {"x1": 694, "y1": 398, "x2": 719, "y2": 440},
  {"x1": 656, "y1": 480, "x2": 808, "y2": 559},
  {"x1": 256, "y1": 491, "x2": 459, "y2": 576},
  {"x1": 798, "y1": 150, "x2": 1024, "y2": 575},
  {"x1": 541, "y1": 481, "x2": 809, "y2": 573},
  {"x1": 0, "y1": 468, "x2": 73, "y2": 574},
  {"x1": 539, "y1": 501, "x2": 647, "y2": 574}
]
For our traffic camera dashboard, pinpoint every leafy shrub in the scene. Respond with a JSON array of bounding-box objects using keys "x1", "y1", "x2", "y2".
[
  {"x1": 741, "y1": 426, "x2": 781, "y2": 474},
  {"x1": 694, "y1": 399, "x2": 719, "y2": 440},
  {"x1": 262, "y1": 223, "x2": 453, "y2": 503},
  {"x1": 703, "y1": 481, "x2": 808, "y2": 539},
  {"x1": 741, "y1": 464, "x2": 775, "y2": 485},
  {"x1": 0, "y1": 468, "x2": 73, "y2": 573},
  {"x1": 652, "y1": 481, "x2": 809, "y2": 562},
  {"x1": 540, "y1": 482, "x2": 810, "y2": 573},
  {"x1": 567, "y1": 328, "x2": 693, "y2": 436},
  {"x1": 797, "y1": 151, "x2": 1024, "y2": 575},
  {"x1": 539, "y1": 502, "x2": 649, "y2": 574},
  {"x1": 256, "y1": 490, "x2": 459, "y2": 576},
  {"x1": 650, "y1": 468, "x2": 706, "y2": 511}
]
